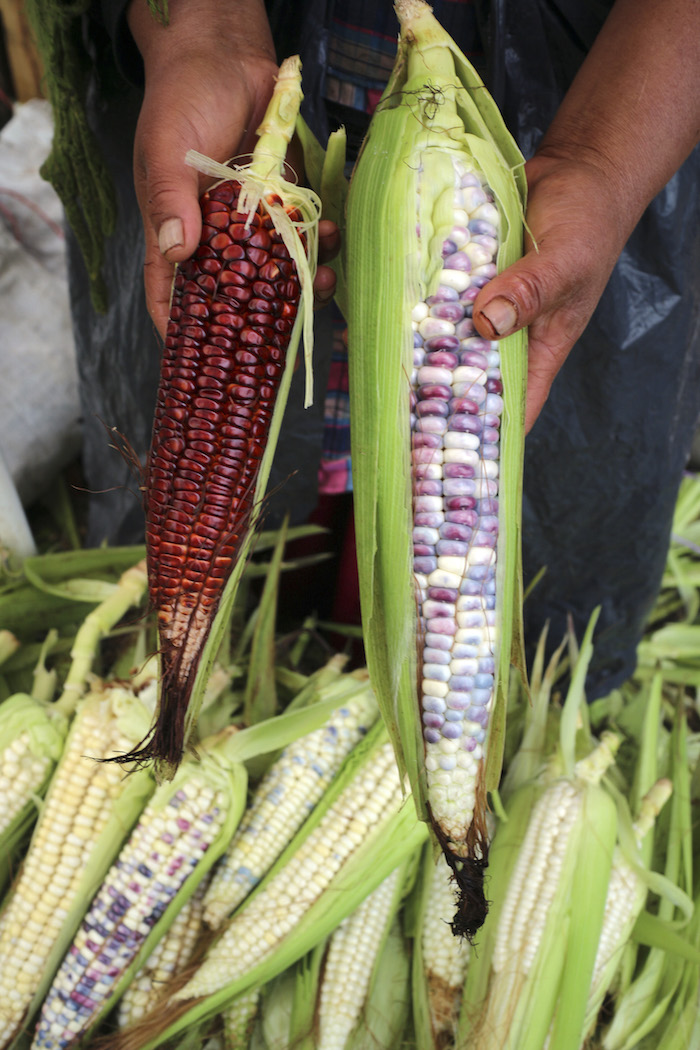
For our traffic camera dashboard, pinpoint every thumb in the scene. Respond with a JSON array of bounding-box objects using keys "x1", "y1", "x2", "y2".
[{"x1": 472, "y1": 254, "x2": 551, "y2": 342}]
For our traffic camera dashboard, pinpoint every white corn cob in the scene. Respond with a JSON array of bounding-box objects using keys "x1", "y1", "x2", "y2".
[
  {"x1": 174, "y1": 740, "x2": 403, "y2": 1001},
  {"x1": 221, "y1": 989, "x2": 260, "y2": 1049},
  {"x1": 317, "y1": 866, "x2": 402, "y2": 1050},
  {"x1": 0, "y1": 679, "x2": 156, "y2": 1048},
  {"x1": 468, "y1": 734, "x2": 619, "y2": 1050},
  {"x1": 117, "y1": 882, "x2": 207, "y2": 1029},
  {"x1": 203, "y1": 688, "x2": 377, "y2": 928},
  {"x1": 421, "y1": 853, "x2": 470, "y2": 1039},
  {"x1": 0, "y1": 721, "x2": 57, "y2": 835}
]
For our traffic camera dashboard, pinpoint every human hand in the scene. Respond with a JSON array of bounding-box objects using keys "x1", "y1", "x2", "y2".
[
  {"x1": 128, "y1": 0, "x2": 337, "y2": 337},
  {"x1": 472, "y1": 150, "x2": 630, "y2": 433}
]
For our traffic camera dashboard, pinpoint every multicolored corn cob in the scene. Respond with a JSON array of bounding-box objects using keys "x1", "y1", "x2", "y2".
[
  {"x1": 203, "y1": 683, "x2": 378, "y2": 928},
  {"x1": 0, "y1": 679, "x2": 157, "y2": 1049},
  {"x1": 30, "y1": 738, "x2": 247, "y2": 1049},
  {"x1": 346, "y1": 0, "x2": 526, "y2": 935},
  {"x1": 135, "y1": 56, "x2": 319, "y2": 773},
  {"x1": 117, "y1": 882, "x2": 207, "y2": 1029},
  {"x1": 0, "y1": 694, "x2": 66, "y2": 838}
]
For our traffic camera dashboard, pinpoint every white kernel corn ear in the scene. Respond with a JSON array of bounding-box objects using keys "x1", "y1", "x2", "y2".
[
  {"x1": 0, "y1": 678, "x2": 157, "y2": 1049},
  {"x1": 0, "y1": 693, "x2": 67, "y2": 848},
  {"x1": 203, "y1": 687, "x2": 378, "y2": 928},
  {"x1": 464, "y1": 734, "x2": 620, "y2": 1050},
  {"x1": 346, "y1": 0, "x2": 526, "y2": 937},
  {"x1": 118, "y1": 882, "x2": 208, "y2": 1029},
  {"x1": 416, "y1": 850, "x2": 470, "y2": 1046},
  {"x1": 316, "y1": 865, "x2": 403, "y2": 1050},
  {"x1": 31, "y1": 742, "x2": 246, "y2": 1050}
]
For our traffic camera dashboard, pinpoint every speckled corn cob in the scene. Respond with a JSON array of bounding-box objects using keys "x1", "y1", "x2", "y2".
[
  {"x1": 0, "y1": 680, "x2": 156, "y2": 1049},
  {"x1": 203, "y1": 687, "x2": 378, "y2": 928},
  {"x1": 316, "y1": 866, "x2": 402, "y2": 1050},
  {"x1": 174, "y1": 739, "x2": 403, "y2": 1002},
  {"x1": 31, "y1": 743, "x2": 245, "y2": 1050},
  {"x1": 117, "y1": 882, "x2": 207, "y2": 1029},
  {"x1": 345, "y1": 0, "x2": 526, "y2": 939},
  {"x1": 221, "y1": 989, "x2": 260, "y2": 1049}
]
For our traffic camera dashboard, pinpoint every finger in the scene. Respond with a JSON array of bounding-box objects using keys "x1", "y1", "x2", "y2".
[
  {"x1": 318, "y1": 219, "x2": 341, "y2": 264},
  {"x1": 313, "y1": 264, "x2": 337, "y2": 310}
]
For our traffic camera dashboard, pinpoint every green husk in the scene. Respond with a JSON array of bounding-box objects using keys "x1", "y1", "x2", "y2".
[{"x1": 344, "y1": 0, "x2": 526, "y2": 932}]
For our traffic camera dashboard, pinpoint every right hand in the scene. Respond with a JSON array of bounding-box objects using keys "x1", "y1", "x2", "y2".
[{"x1": 127, "y1": 0, "x2": 278, "y2": 336}]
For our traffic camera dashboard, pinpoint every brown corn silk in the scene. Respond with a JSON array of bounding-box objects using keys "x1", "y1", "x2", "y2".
[{"x1": 121, "y1": 58, "x2": 318, "y2": 773}]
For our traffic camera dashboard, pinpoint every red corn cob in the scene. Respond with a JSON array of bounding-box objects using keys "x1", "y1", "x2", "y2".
[{"x1": 120, "y1": 58, "x2": 318, "y2": 773}]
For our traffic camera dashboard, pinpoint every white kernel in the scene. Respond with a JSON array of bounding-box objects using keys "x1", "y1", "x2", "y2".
[
  {"x1": 427, "y1": 569, "x2": 462, "y2": 589},
  {"x1": 444, "y1": 431, "x2": 480, "y2": 450},
  {"x1": 412, "y1": 302, "x2": 429, "y2": 324},
  {"x1": 438, "y1": 556, "x2": 469, "y2": 577},
  {"x1": 439, "y1": 269, "x2": 471, "y2": 293},
  {"x1": 444, "y1": 447, "x2": 479, "y2": 466}
]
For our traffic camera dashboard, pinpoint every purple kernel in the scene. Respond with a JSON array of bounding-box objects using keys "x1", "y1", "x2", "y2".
[
  {"x1": 475, "y1": 673, "x2": 494, "y2": 688},
  {"x1": 423, "y1": 599, "x2": 454, "y2": 618},
  {"x1": 430, "y1": 302, "x2": 466, "y2": 323},
  {"x1": 423, "y1": 696, "x2": 446, "y2": 712},
  {"x1": 450, "y1": 675, "x2": 476, "y2": 691},
  {"x1": 444, "y1": 709, "x2": 465, "y2": 722},
  {"x1": 424, "y1": 728, "x2": 442, "y2": 744},
  {"x1": 469, "y1": 274, "x2": 491, "y2": 289},
  {"x1": 455, "y1": 318, "x2": 475, "y2": 340},
  {"x1": 441, "y1": 518, "x2": 477, "y2": 537},
  {"x1": 412, "y1": 447, "x2": 443, "y2": 465},
  {"x1": 443, "y1": 251, "x2": 471, "y2": 272},
  {"x1": 414, "y1": 513, "x2": 443, "y2": 529},
  {"x1": 450, "y1": 397, "x2": 479, "y2": 415},
  {"x1": 469, "y1": 218, "x2": 498, "y2": 236},
  {"x1": 460, "y1": 349, "x2": 488, "y2": 369},
  {"x1": 413, "y1": 331, "x2": 424, "y2": 348},
  {"x1": 442, "y1": 722, "x2": 463, "y2": 739},
  {"x1": 444, "y1": 462, "x2": 475, "y2": 479},
  {"x1": 482, "y1": 414, "x2": 501, "y2": 430},
  {"x1": 487, "y1": 377, "x2": 503, "y2": 394},
  {"x1": 427, "y1": 617, "x2": 457, "y2": 635},
  {"x1": 436, "y1": 539, "x2": 470, "y2": 557},
  {"x1": 479, "y1": 657, "x2": 496, "y2": 673},
  {"x1": 413, "y1": 432, "x2": 443, "y2": 449},
  {"x1": 413, "y1": 544, "x2": 434, "y2": 557},
  {"x1": 415, "y1": 480, "x2": 443, "y2": 496},
  {"x1": 424, "y1": 337, "x2": 460, "y2": 354},
  {"x1": 421, "y1": 350, "x2": 459, "y2": 367},
  {"x1": 468, "y1": 706, "x2": 490, "y2": 727},
  {"x1": 414, "y1": 556, "x2": 437, "y2": 574},
  {"x1": 481, "y1": 442, "x2": 500, "y2": 459},
  {"x1": 459, "y1": 286, "x2": 479, "y2": 305},
  {"x1": 479, "y1": 515, "x2": 499, "y2": 532},
  {"x1": 418, "y1": 383, "x2": 452, "y2": 400},
  {"x1": 428, "y1": 586, "x2": 459, "y2": 601},
  {"x1": 476, "y1": 498, "x2": 499, "y2": 515},
  {"x1": 474, "y1": 530, "x2": 497, "y2": 548},
  {"x1": 471, "y1": 688, "x2": 492, "y2": 705},
  {"x1": 443, "y1": 478, "x2": 476, "y2": 497},
  {"x1": 467, "y1": 565, "x2": 490, "y2": 581},
  {"x1": 445, "y1": 496, "x2": 477, "y2": 511},
  {"x1": 463, "y1": 737, "x2": 478, "y2": 752},
  {"x1": 424, "y1": 647, "x2": 451, "y2": 665},
  {"x1": 416, "y1": 399, "x2": 449, "y2": 418},
  {"x1": 450, "y1": 414, "x2": 483, "y2": 434},
  {"x1": 461, "y1": 337, "x2": 493, "y2": 356},
  {"x1": 422, "y1": 712, "x2": 445, "y2": 728},
  {"x1": 474, "y1": 263, "x2": 498, "y2": 280},
  {"x1": 428, "y1": 284, "x2": 459, "y2": 303},
  {"x1": 441, "y1": 239, "x2": 457, "y2": 258},
  {"x1": 445, "y1": 509, "x2": 479, "y2": 526},
  {"x1": 447, "y1": 693, "x2": 472, "y2": 710}
]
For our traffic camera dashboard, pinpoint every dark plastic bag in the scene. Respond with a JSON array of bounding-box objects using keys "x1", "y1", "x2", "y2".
[{"x1": 486, "y1": 0, "x2": 700, "y2": 694}]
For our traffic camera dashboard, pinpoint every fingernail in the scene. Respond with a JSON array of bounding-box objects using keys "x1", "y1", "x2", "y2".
[
  {"x1": 158, "y1": 217, "x2": 184, "y2": 256},
  {"x1": 480, "y1": 297, "x2": 517, "y2": 336}
]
